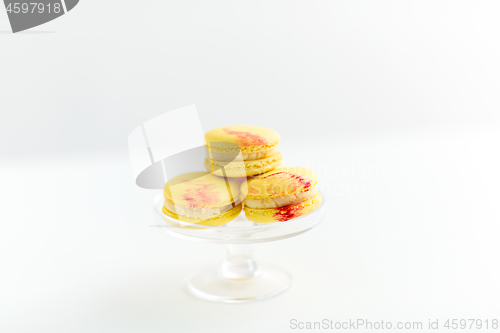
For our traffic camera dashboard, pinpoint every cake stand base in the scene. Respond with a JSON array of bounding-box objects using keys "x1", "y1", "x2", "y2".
[
  {"x1": 187, "y1": 263, "x2": 292, "y2": 303},
  {"x1": 153, "y1": 193, "x2": 326, "y2": 303}
]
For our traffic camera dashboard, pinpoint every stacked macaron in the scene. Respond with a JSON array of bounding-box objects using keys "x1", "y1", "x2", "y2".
[
  {"x1": 204, "y1": 126, "x2": 282, "y2": 177},
  {"x1": 162, "y1": 172, "x2": 243, "y2": 226},
  {"x1": 242, "y1": 167, "x2": 322, "y2": 222}
]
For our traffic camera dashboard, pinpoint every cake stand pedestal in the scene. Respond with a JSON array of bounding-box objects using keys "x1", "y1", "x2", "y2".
[{"x1": 153, "y1": 193, "x2": 326, "y2": 303}]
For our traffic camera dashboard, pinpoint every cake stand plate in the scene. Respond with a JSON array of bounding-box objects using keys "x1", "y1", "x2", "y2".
[{"x1": 153, "y1": 193, "x2": 326, "y2": 303}]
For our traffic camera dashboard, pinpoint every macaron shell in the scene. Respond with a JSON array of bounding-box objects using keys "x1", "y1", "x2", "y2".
[
  {"x1": 162, "y1": 203, "x2": 242, "y2": 228},
  {"x1": 205, "y1": 151, "x2": 282, "y2": 177},
  {"x1": 243, "y1": 193, "x2": 322, "y2": 223},
  {"x1": 205, "y1": 126, "x2": 280, "y2": 153},
  {"x1": 164, "y1": 172, "x2": 241, "y2": 208},
  {"x1": 245, "y1": 167, "x2": 318, "y2": 199}
]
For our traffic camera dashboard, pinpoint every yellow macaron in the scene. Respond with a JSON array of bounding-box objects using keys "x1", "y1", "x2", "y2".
[
  {"x1": 242, "y1": 167, "x2": 322, "y2": 222},
  {"x1": 163, "y1": 171, "x2": 243, "y2": 226},
  {"x1": 205, "y1": 126, "x2": 282, "y2": 177}
]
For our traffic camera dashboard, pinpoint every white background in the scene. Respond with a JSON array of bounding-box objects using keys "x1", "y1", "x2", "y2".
[{"x1": 1, "y1": 1, "x2": 500, "y2": 332}]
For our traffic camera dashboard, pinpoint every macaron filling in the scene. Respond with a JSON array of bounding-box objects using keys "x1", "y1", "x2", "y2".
[
  {"x1": 163, "y1": 203, "x2": 243, "y2": 226},
  {"x1": 208, "y1": 148, "x2": 277, "y2": 162},
  {"x1": 164, "y1": 199, "x2": 235, "y2": 220},
  {"x1": 243, "y1": 187, "x2": 317, "y2": 209},
  {"x1": 206, "y1": 151, "x2": 282, "y2": 171}
]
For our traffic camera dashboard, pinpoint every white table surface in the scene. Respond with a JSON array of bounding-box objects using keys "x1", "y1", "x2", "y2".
[{"x1": 1, "y1": 123, "x2": 500, "y2": 333}]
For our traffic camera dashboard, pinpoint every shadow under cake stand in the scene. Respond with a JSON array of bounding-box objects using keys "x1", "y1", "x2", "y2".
[{"x1": 153, "y1": 193, "x2": 326, "y2": 303}]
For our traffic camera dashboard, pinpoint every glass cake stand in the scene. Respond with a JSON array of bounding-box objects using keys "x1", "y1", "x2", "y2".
[{"x1": 153, "y1": 192, "x2": 326, "y2": 303}]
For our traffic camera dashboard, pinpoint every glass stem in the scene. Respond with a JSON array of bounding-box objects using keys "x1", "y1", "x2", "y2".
[{"x1": 220, "y1": 244, "x2": 258, "y2": 279}]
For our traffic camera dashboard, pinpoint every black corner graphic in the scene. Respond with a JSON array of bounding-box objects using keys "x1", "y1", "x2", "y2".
[
  {"x1": 64, "y1": 0, "x2": 78, "y2": 11},
  {"x1": 3, "y1": 0, "x2": 79, "y2": 33}
]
